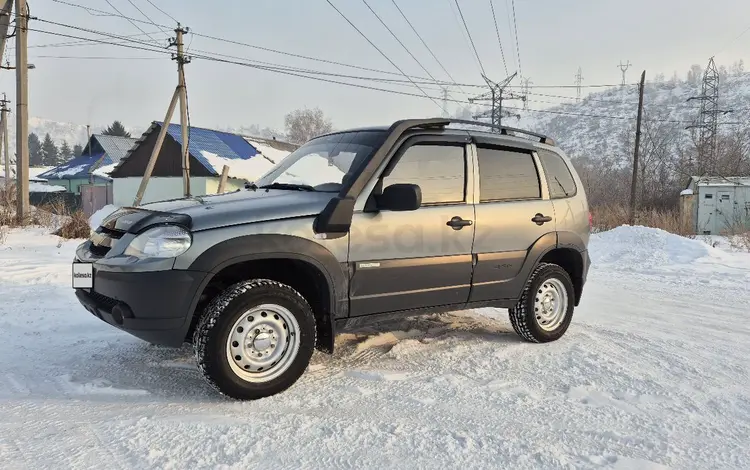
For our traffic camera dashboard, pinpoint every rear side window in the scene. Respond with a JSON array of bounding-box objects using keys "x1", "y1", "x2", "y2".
[
  {"x1": 476, "y1": 147, "x2": 540, "y2": 201},
  {"x1": 538, "y1": 149, "x2": 577, "y2": 199},
  {"x1": 383, "y1": 143, "x2": 466, "y2": 204}
]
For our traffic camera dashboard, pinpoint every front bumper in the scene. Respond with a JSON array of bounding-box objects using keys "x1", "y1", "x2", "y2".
[{"x1": 73, "y1": 254, "x2": 208, "y2": 347}]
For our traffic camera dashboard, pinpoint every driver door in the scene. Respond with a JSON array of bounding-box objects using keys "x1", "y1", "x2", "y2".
[{"x1": 348, "y1": 137, "x2": 476, "y2": 316}]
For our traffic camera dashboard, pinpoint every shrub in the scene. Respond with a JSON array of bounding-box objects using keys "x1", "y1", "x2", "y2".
[{"x1": 58, "y1": 210, "x2": 90, "y2": 239}]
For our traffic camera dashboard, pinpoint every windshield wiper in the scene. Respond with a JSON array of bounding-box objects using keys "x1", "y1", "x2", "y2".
[{"x1": 258, "y1": 182, "x2": 316, "y2": 192}]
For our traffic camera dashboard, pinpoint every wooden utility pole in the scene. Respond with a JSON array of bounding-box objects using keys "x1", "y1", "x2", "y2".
[
  {"x1": 629, "y1": 70, "x2": 646, "y2": 225},
  {"x1": 0, "y1": 1, "x2": 12, "y2": 65},
  {"x1": 0, "y1": 94, "x2": 9, "y2": 187},
  {"x1": 131, "y1": 24, "x2": 190, "y2": 207},
  {"x1": 217, "y1": 165, "x2": 229, "y2": 194},
  {"x1": 15, "y1": 0, "x2": 29, "y2": 222}
]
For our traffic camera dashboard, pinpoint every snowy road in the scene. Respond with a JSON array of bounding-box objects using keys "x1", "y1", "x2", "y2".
[{"x1": 1, "y1": 227, "x2": 749, "y2": 469}]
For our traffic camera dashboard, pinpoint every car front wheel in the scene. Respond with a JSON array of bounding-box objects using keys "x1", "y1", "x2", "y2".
[{"x1": 193, "y1": 279, "x2": 317, "y2": 400}]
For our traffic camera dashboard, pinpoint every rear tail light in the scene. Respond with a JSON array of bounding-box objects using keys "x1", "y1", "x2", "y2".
[{"x1": 588, "y1": 211, "x2": 593, "y2": 230}]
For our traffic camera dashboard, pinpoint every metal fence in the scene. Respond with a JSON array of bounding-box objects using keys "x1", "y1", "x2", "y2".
[{"x1": 80, "y1": 184, "x2": 113, "y2": 217}]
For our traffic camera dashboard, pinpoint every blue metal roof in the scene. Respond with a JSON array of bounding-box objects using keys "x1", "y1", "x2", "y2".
[
  {"x1": 38, "y1": 153, "x2": 110, "y2": 180},
  {"x1": 158, "y1": 122, "x2": 259, "y2": 175}
]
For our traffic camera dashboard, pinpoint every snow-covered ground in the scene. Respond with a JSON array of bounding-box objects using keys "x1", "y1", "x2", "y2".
[{"x1": 1, "y1": 226, "x2": 749, "y2": 469}]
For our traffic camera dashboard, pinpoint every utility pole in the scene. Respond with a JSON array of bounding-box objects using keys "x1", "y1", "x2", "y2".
[
  {"x1": 441, "y1": 87, "x2": 449, "y2": 118},
  {"x1": 15, "y1": 0, "x2": 29, "y2": 223},
  {"x1": 617, "y1": 60, "x2": 632, "y2": 86},
  {"x1": 469, "y1": 72, "x2": 524, "y2": 129},
  {"x1": 574, "y1": 67, "x2": 584, "y2": 102},
  {"x1": 629, "y1": 70, "x2": 646, "y2": 225},
  {"x1": 0, "y1": 1, "x2": 12, "y2": 64},
  {"x1": 132, "y1": 24, "x2": 191, "y2": 206},
  {"x1": 175, "y1": 25, "x2": 190, "y2": 198},
  {"x1": 0, "y1": 94, "x2": 9, "y2": 186}
]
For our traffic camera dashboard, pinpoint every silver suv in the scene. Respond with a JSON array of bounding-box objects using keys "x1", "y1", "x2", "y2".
[{"x1": 72, "y1": 118, "x2": 591, "y2": 400}]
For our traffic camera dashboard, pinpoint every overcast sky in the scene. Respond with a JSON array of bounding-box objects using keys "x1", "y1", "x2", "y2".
[{"x1": 1, "y1": 0, "x2": 749, "y2": 133}]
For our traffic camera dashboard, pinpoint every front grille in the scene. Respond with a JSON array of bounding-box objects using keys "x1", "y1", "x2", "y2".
[
  {"x1": 87, "y1": 226, "x2": 125, "y2": 258},
  {"x1": 87, "y1": 290, "x2": 119, "y2": 311}
]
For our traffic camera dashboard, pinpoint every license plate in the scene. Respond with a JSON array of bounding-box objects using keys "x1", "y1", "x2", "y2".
[{"x1": 72, "y1": 262, "x2": 93, "y2": 289}]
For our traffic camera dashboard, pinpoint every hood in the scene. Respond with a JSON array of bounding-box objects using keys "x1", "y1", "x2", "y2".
[{"x1": 102, "y1": 189, "x2": 337, "y2": 233}]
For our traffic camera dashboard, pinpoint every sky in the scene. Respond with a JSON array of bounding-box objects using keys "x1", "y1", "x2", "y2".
[{"x1": 0, "y1": 0, "x2": 749, "y2": 135}]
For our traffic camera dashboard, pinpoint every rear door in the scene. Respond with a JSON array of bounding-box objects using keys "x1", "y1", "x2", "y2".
[
  {"x1": 348, "y1": 136, "x2": 476, "y2": 316},
  {"x1": 469, "y1": 142, "x2": 555, "y2": 302}
]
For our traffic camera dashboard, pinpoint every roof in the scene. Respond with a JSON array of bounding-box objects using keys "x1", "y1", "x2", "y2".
[
  {"x1": 110, "y1": 122, "x2": 298, "y2": 181},
  {"x1": 37, "y1": 153, "x2": 111, "y2": 180},
  {"x1": 83, "y1": 134, "x2": 138, "y2": 163},
  {"x1": 687, "y1": 176, "x2": 750, "y2": 188}
]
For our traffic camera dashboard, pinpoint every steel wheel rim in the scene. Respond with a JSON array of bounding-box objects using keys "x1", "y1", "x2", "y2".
[
  {"x1": 533, "y1": 277, "x2": 568, "y2": 332},
  {"x1": 226, "y1": 304, "x2": 300, "y2": 383}
]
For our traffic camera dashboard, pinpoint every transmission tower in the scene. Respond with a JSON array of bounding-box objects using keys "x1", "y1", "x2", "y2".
[
  {"x1": 617, "y1": 60, "x2": 632, "y2": 86},
  {"x1": 520, "y1": 77, "x2": 532, "y2": 110},
  {"x1": 441, "y1": 86, "x2": 450, "y2": 118},
  {"x1": 468, "y1": 72, "x2": 525, "y2": 129},
  {"x1": 686, "y1": 57, "x2": 733, "y2": 174},
  {"x1": 574, "y1": 67, "x2": 584, "y2": 102}
]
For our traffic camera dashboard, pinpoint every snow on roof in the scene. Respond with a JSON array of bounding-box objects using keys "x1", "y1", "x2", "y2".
[
  {"x1": 680, "y1": 189, "x2": 694, "y2": 196},
  {"x1": 29, "y1": 182, "x2": 66, "y2": 193},
  {"x1": 690, "y1": 176, "x2": 750, "y2": 187},
  {"x1": 92, "y1": 161, "x2": 118, "y2": 180},
  {"x1": 243, "y1": 137, "x2": 294, "y2": 165},
  {"x1": 200, "y1": 150, "x2": 276, "y2": 181}
]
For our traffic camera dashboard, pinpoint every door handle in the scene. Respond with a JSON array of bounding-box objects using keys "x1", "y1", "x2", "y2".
[
  {"x1": 531, "y1": 213, "x2": 553, "y2": 225},
  {"x1": 447, "y1": 216, "x2": 473, "y2": 230}
]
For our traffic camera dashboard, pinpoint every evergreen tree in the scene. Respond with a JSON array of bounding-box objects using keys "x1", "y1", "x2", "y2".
[
  {"x1": 40, "y1": 133, "x2": 59, "y2": 166},
  {"x1": 28, "y1": 132, "x2": 43, "y2": 166},
  {"x1": 59, "y1": 141, "x2": 72, "y2": 164},
  {"x1": 73, "y1": 144, "x2": 83, "y2": 157},
  {"x1": 102, "y1": 120, "x2": 131, "y2": 138}
]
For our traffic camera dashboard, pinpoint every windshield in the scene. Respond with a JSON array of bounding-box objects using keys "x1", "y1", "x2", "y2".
[{"x1": 254, "y1": 130, "x2": 386, "y2": 192}]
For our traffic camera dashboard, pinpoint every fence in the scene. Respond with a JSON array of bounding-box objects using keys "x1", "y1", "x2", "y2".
[
  {"x1": 80, "y1": 184, "x2": 113, "y2": 217},
  {"x1": 29, "y1": 191, "x2": 81, "y2": 214}
]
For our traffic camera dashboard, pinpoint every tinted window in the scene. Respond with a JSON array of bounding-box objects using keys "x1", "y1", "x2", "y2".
[
  {"x1": 383, "y1": 143, "x2": 465, "y2": 204},
  {"x1": 477, "y1": 147, "x2": 540, "y2": 201},
  {"x1": 538, "y1": 149, "x2": 577, "y2": 199}
]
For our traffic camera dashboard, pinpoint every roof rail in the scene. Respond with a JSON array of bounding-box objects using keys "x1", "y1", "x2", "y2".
[{"x1": 417, "y1": 118, "x2": 555, "y2": 146}]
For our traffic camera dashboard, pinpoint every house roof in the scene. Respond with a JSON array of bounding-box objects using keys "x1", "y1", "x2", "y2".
[
  {"x1": 37, "y1": 153, "x2": 112, "y2": 180},
  {"x1": 83, "y1": 134, "x2": 138, "y2": 163},
  {"x1": 687, "y1": 176, "x2": 750, "y2": 188},
  {"x1": 109, "y1": 122, "x2": 298, "y2": 181}
]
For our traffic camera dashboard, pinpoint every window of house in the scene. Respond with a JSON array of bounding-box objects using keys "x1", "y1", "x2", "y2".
[
  {"x1": 382, "y1": 143, "x2": 466, "y2": 205},
  {"x1": 537, "y1": 149, "x2": 577, "y2": 198},
  {"x1": 476, "y1": 146, "x2": 541, "y2": 201},
  {"x1": 704, "y1": 193, "x2": 713, "y2": 199}
]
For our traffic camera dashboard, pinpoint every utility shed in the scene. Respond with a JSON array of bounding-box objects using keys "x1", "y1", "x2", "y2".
[
  {"x1": 682, "y1": 176, "x2": 750, "y2": 235},
  {"x1": 106, "y1": 122, "x2": 297, "y2": 206}
]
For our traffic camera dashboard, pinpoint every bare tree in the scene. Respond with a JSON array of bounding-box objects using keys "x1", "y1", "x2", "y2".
[{"x1": 284, "y1": 107, "x2": 333, "y2": 144}]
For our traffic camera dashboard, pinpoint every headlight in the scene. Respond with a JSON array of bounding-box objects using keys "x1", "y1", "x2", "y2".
[{"x1": 124, "y1": 225, "x2": 192, "y2": 259}]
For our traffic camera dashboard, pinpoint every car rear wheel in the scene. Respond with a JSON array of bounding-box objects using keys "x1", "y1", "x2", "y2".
[
  {"x1": 193, "y1": 279, "x2": 316, "y2": 400},
  {"x1": 508, "y1": 263, "x2": 575, "y2": 343}
]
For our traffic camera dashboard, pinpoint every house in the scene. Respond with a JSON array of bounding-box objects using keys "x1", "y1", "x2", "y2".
[
  {"x1": 105, "y1": 122, "x2": 298, "y2": 207},
  {"x1": 36, "y1": 134, "x2": 138, "y2": 195},
  {"x1": 680, "y1": 176, "x2": 750, "y2": 235}
]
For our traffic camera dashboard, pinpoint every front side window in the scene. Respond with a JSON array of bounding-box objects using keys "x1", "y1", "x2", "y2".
[
  {"x1": 382, "y1": 143, "x2": 466, "y2": 204},
  {"x1": 254, "y1": 130, "x2": 386, "y2": 191},
  {"x1": 538, "y1": 149, "x2": 577, "y2": 199},
  {"x1": 477, "y1": 146, "x2": 541, "y2": 201}
]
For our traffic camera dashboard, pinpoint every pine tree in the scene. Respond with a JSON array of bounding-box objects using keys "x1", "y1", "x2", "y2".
[
  {"x1": 73, "y1": 144, "x2": 83, "y2": 157},
  {"x1": 59, "y1": 141, "x2": 72, "y2": 164},
  {"x1": 102, "y1": 120, "x2": 131, "y2": 138},
  {"x1": 28, "y1": 132, "x2": 43, "y2": 166},
  {"x1": 40, "y1": 133, "x2": 59, "y2": 166}
]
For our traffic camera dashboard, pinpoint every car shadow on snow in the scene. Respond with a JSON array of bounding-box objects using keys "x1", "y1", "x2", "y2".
[{"x1": 75, "y1": 310, "x2": 519, "y2": 402}]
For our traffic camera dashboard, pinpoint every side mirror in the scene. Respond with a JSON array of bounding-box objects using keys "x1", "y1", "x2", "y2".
[{"x1": 377, "y1": 183, "x2": 422, "y2": 211}]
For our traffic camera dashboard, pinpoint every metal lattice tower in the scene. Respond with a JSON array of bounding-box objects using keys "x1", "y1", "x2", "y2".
[
  {"x1": 520, "y1": 77, "x2": 532, "y2": 110},
  {"x1": 574, "y1": 67, "x2": 584, "y2": 102},
  {"x1": 617, "y1": 60, "x2": 632, "y2": 86},
  {"x1": 686, "y1": 57, "x2": 732, "y2": 173},
  {"x1": 468, "y1": 72, "x2": 525, "y2": 129}
]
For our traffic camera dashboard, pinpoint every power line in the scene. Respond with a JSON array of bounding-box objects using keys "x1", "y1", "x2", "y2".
[
  {"x1": 27, "y1": 30, "x2": 166, "y2": 49},
  {"x1": 452, "y1": 0, "x2": 486, "y2": 76},
  {"x1": 360, "y1": 0, "x2": 443, "y2": 89},
  {"x1": 389, "y1": 0, "x2": 468, "y2": 96},
  {"x1": 51, "y1": 0, "x2": 171, "y2": 29},
  {"x1": 145, "y1": 0, "x2": 178, "y2": 24},
  {"x1": 30, "y1": 54, "x2": 163, "y2": 60},
  {"x1": 125, "y1": 0, "x2": 172, "y2": 37},
  {"x1": 510, "y1": 0, "x2": 522, "y2": 76},
  {"x1": 102, "y1": 0, "x2": 161, "y2": 44},
  {"x1": 323, "y1": 0, "x2": 447, "y2": 114},
  {"x1": 489, "y1": 0, "x2": 509, "y2": 76},
  {"x1": 25, "y1": 27, "x2": 173, "y2": 56}
]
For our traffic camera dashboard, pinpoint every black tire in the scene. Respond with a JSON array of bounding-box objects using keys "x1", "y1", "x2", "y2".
[
  {"x1": 508, "y1": 263, "x2": 575, "y2": 343},
  {"x1": 193, "y1": 279, "x2": 317, "y2": 400}
]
